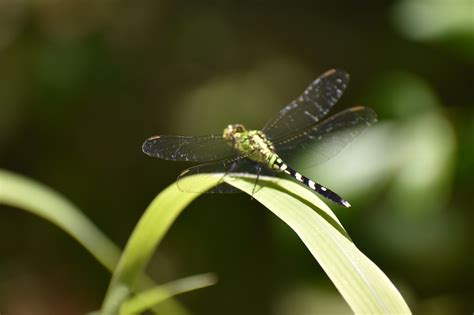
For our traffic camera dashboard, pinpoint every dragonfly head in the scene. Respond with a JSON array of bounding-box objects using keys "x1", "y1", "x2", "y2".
[{"x1": 223, "y1": 124, "x2": 247, "y2": 141}]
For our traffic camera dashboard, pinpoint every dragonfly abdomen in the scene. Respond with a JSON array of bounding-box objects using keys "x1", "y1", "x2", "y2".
[{"x1": 270, "y1": 156, "x2": 351, "y2": 208}]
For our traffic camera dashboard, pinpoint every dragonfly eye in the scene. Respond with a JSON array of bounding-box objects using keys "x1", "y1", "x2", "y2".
[
  {"x1": 223, "y1": 124, "x2": 247, "y2": 141},
  {"x1": 232, "y1": 124, "x2": 246, "y2": 133}
]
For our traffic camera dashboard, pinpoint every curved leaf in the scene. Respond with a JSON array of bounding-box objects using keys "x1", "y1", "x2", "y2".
[
  {"x1": 120, "y1": 273, "x2": 218, "y2": 315},
  {"x1": 0, "y1": 169, "x2": 195, "y2": 315},
  {"x1": 225, "y1": 175, "x2": 411, "y2": 314},
  {"x1": 0, "y1": 169, "x2": 120, "y2": 270},
  {"x1": 101, "y1": 175, "x2": 220, "y2": 314},
  {"x1": 102, "y1": 173, "x2": 410, "y2": 314}
]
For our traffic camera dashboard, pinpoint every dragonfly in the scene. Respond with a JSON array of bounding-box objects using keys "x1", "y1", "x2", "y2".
[{"x1": 142, "y1": 69, "x2": 377, "y2": 207}]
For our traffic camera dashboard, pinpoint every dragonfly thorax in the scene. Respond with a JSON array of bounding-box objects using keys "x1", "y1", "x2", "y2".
[{"x1": 223, "y1": 124, "x2": 276, "y2": 164}]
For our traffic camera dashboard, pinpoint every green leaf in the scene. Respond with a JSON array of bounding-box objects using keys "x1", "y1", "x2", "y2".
[
  {"x1": 0, "y1": 169, "x2": 198, "y2": 315},
  {"x1": 225, "y1": 175, "x2": 411, "y2": 314},
  {"x1": 102, "y1": 173, "x2": 410, "y2": 314},
  {"x1": 0, "y1": 169, "x2": 120, "y2": 270},
  {"x1": 101, "y1": 175, "x2": 220, "y2": 314},
  {"x1": 120, "y1": 273, "x2": 218, "y2": 315}
]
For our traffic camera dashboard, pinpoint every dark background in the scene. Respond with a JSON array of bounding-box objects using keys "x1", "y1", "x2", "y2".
[{"x1": 0, "y1": 0, "x2": 472, "y2": 314}]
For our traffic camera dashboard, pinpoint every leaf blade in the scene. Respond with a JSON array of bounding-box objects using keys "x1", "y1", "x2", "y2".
[
  {"x1": 225, "y1": 175, "x2": 411, "y2": 314},
  {"x1": 0, "y1": 169, "x2": 194, "y2": 315},
  {"x1": 0, "y1": 169, "x2": 120, "y2": 271},
  {"x1": 120, "y1": 273, "x2": 218, "y2": 315},
  {"x1": 100, "y1": 172, "x2": 410, "y2": 314},
  {"x1": 101, "y1": 176, "x2": 220, "y2": 314}
]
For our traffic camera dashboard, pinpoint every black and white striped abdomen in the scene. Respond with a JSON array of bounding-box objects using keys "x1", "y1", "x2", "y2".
[{"x1": 272, "y1": 157, "x2": 351, "y2": 208}]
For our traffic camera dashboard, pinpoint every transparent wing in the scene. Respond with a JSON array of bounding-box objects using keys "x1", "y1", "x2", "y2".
[
  {"x1": 274, "y1": 106, "x2": 377, "y2": 169},
  {"x1": 262, "y1": 69, "x2": 350, "y2": 140},
  {"x1": 177, "y1": 156, "x2": 276, "y2": 194},
  {"x1": 142, "y1": 135, "x2": 234, "y2": 162}
]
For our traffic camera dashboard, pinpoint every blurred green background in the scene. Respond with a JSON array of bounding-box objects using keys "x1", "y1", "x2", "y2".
[{"x1": 0, "y1": 0, "x2": 473, "y2": 314}]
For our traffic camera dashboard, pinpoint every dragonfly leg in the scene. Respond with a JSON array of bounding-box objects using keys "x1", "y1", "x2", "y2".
[{"x1": 251, "y1": 165, "x2": 263, "y2": 197}]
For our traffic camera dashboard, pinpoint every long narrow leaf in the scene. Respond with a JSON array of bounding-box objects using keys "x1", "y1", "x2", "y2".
[
  {"x1": 225, "y1": 175, "x2": 411, "y2": 314},
  {"x1": 0, "y1": 169, "x2": 193, "y2": 315},
  {"x1": 102, "y1": 173, "x2": 410, "y2": 314},
  {"x1": 120, "y1": 273, "x2": 218, "y2": 315},
  {"x1": 0, "y1": 169, "x2": 120, "y2": 270},
  {"x1": 101, "y1": 176, "x2": 220, "y2": 314}
]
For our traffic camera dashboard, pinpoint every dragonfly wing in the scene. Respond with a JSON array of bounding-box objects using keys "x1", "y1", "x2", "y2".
[
  {"x1": 142, "y1": 135, "x2": 234, "y2": 162},
  {"x1": 177, "y1": 156, "x2": 276, "y2": 194},
  {"x1": 211, "y1": 160, "x2": 276, "y2": 194},
  {"x1": 262, "y1": 69, "x2": 349, "y2": 140},
  {"x1": 274, "y1": 106, "x2": 377, "y2": 169}
]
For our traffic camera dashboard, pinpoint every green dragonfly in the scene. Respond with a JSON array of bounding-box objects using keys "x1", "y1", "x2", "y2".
[{"x1": 142, "y1": 69, "x2": 377, "y2": 207}]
